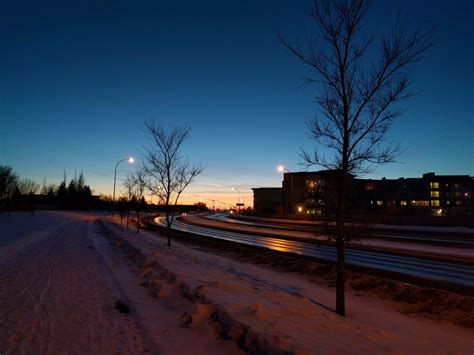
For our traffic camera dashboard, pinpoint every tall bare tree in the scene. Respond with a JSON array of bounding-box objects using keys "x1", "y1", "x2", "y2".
[
  {"x1": 132, "y1": 167, "x2": 148, "y2": 233},
  {"x1": 280, "y1": 0, "x2": 434, "y2": 316},
  {"x1": 143, "y1": 121, "x2": 204, "y2": 247}
]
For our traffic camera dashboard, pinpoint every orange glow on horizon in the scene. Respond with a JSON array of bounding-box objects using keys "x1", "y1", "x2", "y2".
[{"x1": 144, "y1": 192, "x2": 254, "y2": 208}]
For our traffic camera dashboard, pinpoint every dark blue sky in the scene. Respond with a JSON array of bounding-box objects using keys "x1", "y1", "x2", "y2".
[{"x1": 1, "y1": 0, "x2": 473, "y2": 205}]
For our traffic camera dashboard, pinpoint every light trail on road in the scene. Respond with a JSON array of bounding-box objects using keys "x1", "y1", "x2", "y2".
[
  {"x1": 155, "y1": 217, "x2": 474, "y2": 287},
  {"x1": 206, "y1": 214, "x2": 474, "y2": 246}
]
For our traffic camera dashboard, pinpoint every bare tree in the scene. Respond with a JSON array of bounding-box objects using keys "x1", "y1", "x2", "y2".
[
  {"x1": 17, "y1": 178, "x2": 40, "y2": 195},
  {"x1": 143, "y1": 121, "x2": 204, "y2": 247},
  {"x1": 280, "y1": 0, "x2": 434, "y2": 316},
  {"x1": 40, "y1": 178, "x2": 56, "y2": 195},
  {"x1": 132, "y1": 167, "x2": 148, "y2": 233}
]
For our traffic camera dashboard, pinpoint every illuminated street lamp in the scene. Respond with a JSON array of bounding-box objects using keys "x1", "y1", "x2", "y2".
[
  {"x1": 277, "y1": 165, "x2": 290, "y2": 173},
  {"x1": 112, "y1": 157, "x2": 134, "y2": 217}
]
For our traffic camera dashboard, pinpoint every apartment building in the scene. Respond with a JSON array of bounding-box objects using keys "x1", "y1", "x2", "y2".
[{"x1": 255, "y1": 171, "x2": 474, "y2": 217}]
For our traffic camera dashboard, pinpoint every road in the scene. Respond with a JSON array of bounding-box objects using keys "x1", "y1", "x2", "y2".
[
  {"x1": 155, "y1": 215, "x2": 474, "y2": 287},
  {"x1": 181, "y1": 214, "x2": 474, "y2": 259},
  {"x1": 210, "y1": 214, "x2": 474, "y2": 247}
]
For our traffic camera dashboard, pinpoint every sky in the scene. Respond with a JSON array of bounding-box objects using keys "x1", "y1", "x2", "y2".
[{"x1": 1, "y1": 0, "x2": 473, "y2": 208}]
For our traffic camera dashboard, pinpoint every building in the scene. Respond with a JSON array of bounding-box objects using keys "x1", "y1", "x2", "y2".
[
  {"x1": 281, "y1": 170, "x2": 341, "y2": 215},
  {"x1": 356, "y1": 172, "x2": 474, "y2": 217},
  {"x1": 254, "y1": 171, "x2": 474, "y2": 217},
  {"x1": 252, "y1": 187, "x2": 283, "y2": 214}
]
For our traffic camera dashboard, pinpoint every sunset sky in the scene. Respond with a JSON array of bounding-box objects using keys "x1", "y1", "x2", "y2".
[{"x1": 1, "y1": 0, "x2": 472, "y2": 207}]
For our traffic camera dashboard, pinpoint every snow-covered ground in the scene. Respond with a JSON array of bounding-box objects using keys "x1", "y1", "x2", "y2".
[
  {"x1": 1, "y1": 211, "x2": 473, "y2": 354},
  {"x1": 0, "y1": 211, "x2": 240, "y2": 354}
]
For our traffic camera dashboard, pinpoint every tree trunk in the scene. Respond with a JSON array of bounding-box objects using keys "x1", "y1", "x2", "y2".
[
  {"x1": 335, "y1": 170, "x2": 347, "y2": 316},
  {"x1": 167, "y1": 225, "x2": 171, "y2": 247},
  {"x1": 335, "y1": 228, "x2": 346, "y2": 316},
  {"x1": 136, "y1": 210, "x2": 140, "y2": 233},
  {"x1": 165, "y1": 209, "x2": 171, "y2": 248}
]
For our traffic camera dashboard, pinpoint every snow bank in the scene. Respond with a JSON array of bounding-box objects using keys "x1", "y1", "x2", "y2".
[{"x1": 99, "y1": 218, "x2": 474, "y2": 354}]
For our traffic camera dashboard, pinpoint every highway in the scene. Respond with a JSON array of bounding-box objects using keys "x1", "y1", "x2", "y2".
[
  {"x1": 207, "y1": 214, "x2": 474, "y2": 247},
  {"x1": 154, "y1": 216, "x2": 474, "y2": 287}
]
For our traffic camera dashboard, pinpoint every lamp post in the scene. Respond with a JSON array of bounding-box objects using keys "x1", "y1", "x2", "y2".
[
  {"x1": 112, "y1": 157, "x2": 134, "y2": 217},
  {"x1": 232, "y1": 187, "x2": 242, "y2": 215},
  {"x1": 278, "y1": 165, "x2": 293, "y2": 214}
]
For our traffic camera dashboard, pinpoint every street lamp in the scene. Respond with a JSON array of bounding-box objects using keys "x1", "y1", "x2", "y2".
[
  {"x1": 278, "y1": 165, "x2": 290, "y2": 173},
  {"x1": 112, "y1": 157, "x2": 134, "y2": 217},
  {"x1": 232, "y1": 187, "x2": 242, "y2": 215}
]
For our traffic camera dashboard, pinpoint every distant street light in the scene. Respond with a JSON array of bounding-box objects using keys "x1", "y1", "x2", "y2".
[
  {"x1": 232, "y1": 187, "x2": 242, "y2": 215},
  {"x1": 112, "y1": 157, "x2": 134, "y2": 217}
]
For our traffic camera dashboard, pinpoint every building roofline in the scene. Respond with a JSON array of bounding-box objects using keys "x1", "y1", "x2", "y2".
[{"x1": 252, "y1": 187, "x2": 282, "y2": 190}]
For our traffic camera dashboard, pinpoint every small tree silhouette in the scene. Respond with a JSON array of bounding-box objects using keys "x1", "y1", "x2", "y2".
[{"x1": 143, "y1": 121, "x2": 204, "y2": 247}]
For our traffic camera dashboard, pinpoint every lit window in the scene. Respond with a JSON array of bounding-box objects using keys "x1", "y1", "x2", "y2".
[
  {"x1": 430, "y1": 182, "x2": 439, "y2": 189},
  {"x1": 412, "y1": 200, "x2": 430, "y2": 207},
  {"x1": 377, "y1": 200, "x2": 383, "y2": 206},
  {"x1": 400, "y1": 200, "x2": 407, "y2": 206},
  {"x1": 465, "y1": 192, "x2": 470, "y2": 198},
  {"x1": 456, "y1": 200, "x2": 462, "y2": 206},
  {"x1": 430, "y1": 191, "x2": 439, "y2": 198},
  {"x1": 431, "y1": 200, "x2": 440, "y2": 207}
]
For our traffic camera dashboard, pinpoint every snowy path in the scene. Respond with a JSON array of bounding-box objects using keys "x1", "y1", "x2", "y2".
[
  {"x1": 0, "y1": 213, "x2": 147, "y2": 353},
  {"x1": 0, "y1": 212, "x2": 240, "y2": 354}
]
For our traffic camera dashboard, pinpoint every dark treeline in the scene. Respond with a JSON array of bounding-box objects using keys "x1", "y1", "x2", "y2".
[
  {"x1": 56, "y1": 171, "x2": 93, "y2": 209},
  {"x1": 0, "y1": 165, "x2": 98, "y2": 211},
  {"x1": 0, "y1": 165, "x2": 206, "y2": 214}
]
